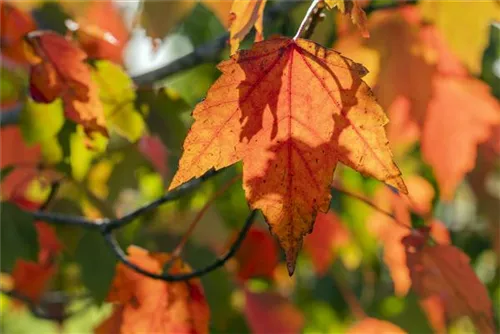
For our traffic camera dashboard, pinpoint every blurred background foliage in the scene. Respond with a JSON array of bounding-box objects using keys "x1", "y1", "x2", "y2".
[{"x1": 0, "y1": 0, "x2": 499, "y2": 333}]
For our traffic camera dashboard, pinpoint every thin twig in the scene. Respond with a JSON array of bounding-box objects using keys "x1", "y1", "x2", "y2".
[
  {"x1": 331, "y1": 269, "x2": 367, "y2": 320},
  {"x1": 103, "y1": 169, "x2": 220, "y2": 232},
  {"x1": 30, "y1": 169, "x2": 220, "y2": 231},
  {"x1": 169, "y1": 174, "x2": 242, "y2": 261},
  {"x1": 332, "y1": 185, "x2": 411, "y2": 231},
  {"x1": 103, "y1": 210, "x2": 256, "y2": 282},
  {"x1": 294, "y1": 0, "x2": 324, "y2": 40},
  {"x1": 131, "y1": 0, "x2": 300, "y2": 86}
]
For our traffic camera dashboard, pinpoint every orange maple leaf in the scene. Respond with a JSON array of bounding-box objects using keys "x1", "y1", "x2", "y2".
[
  {"x1": 24, "y1": 31, "x2": 108, "y2": 136},
  {"x1": 244, "y1": 289, "x2": 304, "y2": 334},
  {"x1": 347, "y1": 317, "x2": 407, "y2": 334},
  {"x1": 368, "y1": 175, "x2": 450, "y2": 297},
  {"x1": 403, "y1": 239, "x2": 496, "y2": 334},
  {"x1": 230, "y1": 227, "x2": 278, "y2": 281},
  {"x1": 0, "y1": 2, "x2": 36, "y2": 64},
  {"x1": 228, "y1": 0, "x2": 267, "y2": 54},
  {"x1": 169, "y1": 37, "x2": 406, "y2": 274},
  {"x1": 96, "y1": 246, "x2": 210, "y2": 334},
  {"x1": 336, "y1": 7, "x2": 500, "y2": 199},
  {"x1": 303, "y1": 211, "x2": 350, "y2": 276}
]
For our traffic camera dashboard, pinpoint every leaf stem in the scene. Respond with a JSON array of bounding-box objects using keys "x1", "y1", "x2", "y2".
[{"x1": 293, "y1": 0, "x2": 325, "y2": 40}]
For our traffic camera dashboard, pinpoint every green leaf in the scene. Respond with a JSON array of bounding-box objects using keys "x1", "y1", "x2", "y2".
[
  {"x1": 0, "y1": 165, "x2": 15, "y2": 183},
  {"x1": 20, "y1": 98, "x2": 64, "y2": 144},
  {"x1": 92, "y1": 61, "x2": 145, "y2": 142},
  {"x1": 75, "y1": 230, "x2": 116, "y2": 304},
  {"x1": 0, "y1": 202, "x2": 39, "y2": 272},
  {"x1": 40, "y1": 136, "x2": 63, "y2": 164},
  {"x1": 70, "y1": 127, "x2": 107, "y2": 181}
]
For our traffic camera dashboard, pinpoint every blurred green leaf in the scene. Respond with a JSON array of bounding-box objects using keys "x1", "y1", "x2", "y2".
[
  {"x1": 70, "y1": 127, "x2": 107, "y2": 181},
  {"x1": 0, "y1": 202, "x2": 39, "y2": 272},
  {"x1": 20, "y1": 98, "x2": 64, "y2": 144},
  {"x1": 92, "y1": 61, "x2": 145, "y2": 142},
  {"x1": 481, "y1": 22, "x2": 500, "y2": 98},
  {"x1": 0, "y1": 165, "x2": 15, "y2": 183},
  {"x1": 75, "y1": 230, "x2": 116, "y2": 304}
]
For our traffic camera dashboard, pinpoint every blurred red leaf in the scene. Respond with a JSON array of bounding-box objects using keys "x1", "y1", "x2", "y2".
[
  {"x1": 403, "y1": 239, "x2": 496, "y2": 334},
  {"x1": 347, "y1": 317, "x2": 406, "y2": 334},
  {"x1": 0, "y1": 1, "x2": 36, "y2": 64},
  {"x1": 24, "y1": 31, "x2": 108, "y2": 136},
  {"x1": 139, "y1": 135, "x2": 169, "y2": 178},
  {"x1": 231, "y1": 227, "x2": 278, "y2": 282},
  {"x1": 11, "y1": 218, "x2": 62, "y2": 303},
  {"x1": 419, "y1": 296, "x2": 446, "y2": 334},
  {"x1": 303, "y1": 211, "x2": 349, "y2": 276},
  {"x1": 0, "y1": 127, "x2": 40, "y2": 199},
  {"x1": 97, "y1": 246, "x2": 210, "y2": 334},
  {"x1": 68, "y1": 0, "x2": 129, "y2": 64},
  {"x1": 244, "y1": 289, "x2": 304, "y2": 334}
]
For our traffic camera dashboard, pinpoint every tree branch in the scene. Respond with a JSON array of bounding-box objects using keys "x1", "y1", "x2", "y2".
[
  {"x1": 31, "y1": 169, "x2": 220, "y2": 231},
  {"x1": 103, "y1": 210, "x2": 256, "y2": 282},
  {"x1": 131, "y1": 0, "x2": 300, "y2": 85}
]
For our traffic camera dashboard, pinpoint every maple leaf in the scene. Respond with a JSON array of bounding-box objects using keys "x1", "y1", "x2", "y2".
[
  {"x1": 97, "y1": 246, "x2": 210, "y2": 334},
  {"x1": 303, "y1": 211, "x2": 350, "y2": 276},
  {"x1": 419, "y1": 1, "x2": 500, "y2": 74},
  {"x1": 335, "y1": 7, "x2": 500, "y2": 199},
  {"x1": 325, "y1": 0, "x2": 369, "y2": 38},
  {"x1": 347, "y1": 317, "x2": 407, "y2": 334},
  {"x1": 24, "y1": 30, "x2": 108, "y2": 136},
  {"x1": 403, "y1": 239, "x2": 496, "y2": 334},
  {"x1": 169, "y1": 37, "x2": 406, "y2": 274},
  {"x1": 244, "y1": 289, "x2": 304, "y2": 334},
  {"x1": 368, "y1": 175, "x2": 450, "y2": 296},
  {"x1": 228, "y1": 0, "x2": 267, "y2": 54},
  {"x1": 0, "y1": 127, "x2": 40, "y2": 199},
  {"x1": 12, "y1": 222, "x2": 62, "y2": 302},
  {"x1": 230, "y1": 227, "x2": 278, "y2": 281},
  {"x1": 0, "y1": 2, "x2": 36, "y2": 64}
]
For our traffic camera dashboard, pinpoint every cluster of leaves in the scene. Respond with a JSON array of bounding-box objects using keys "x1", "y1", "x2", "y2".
[{"x1": 0, "y1": 0, "x2": 499, "y2": 333}]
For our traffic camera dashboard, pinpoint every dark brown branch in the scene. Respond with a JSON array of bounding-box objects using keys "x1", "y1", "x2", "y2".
[
  {"x1": 31, "y1": 169, "x2": 220, "y2": 231},
  {"x1": 103, "y1": 210, "x2": 256, "y2": 282}
]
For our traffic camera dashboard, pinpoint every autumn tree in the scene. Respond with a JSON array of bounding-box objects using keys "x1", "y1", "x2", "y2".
[{"x1": 0, "y1": 1, "x2": 499, "y2": 333}]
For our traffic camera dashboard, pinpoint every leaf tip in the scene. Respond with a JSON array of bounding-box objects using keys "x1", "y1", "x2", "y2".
[{"x1": 285, "y1": 247, "x2": 300, "y2": 276}]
